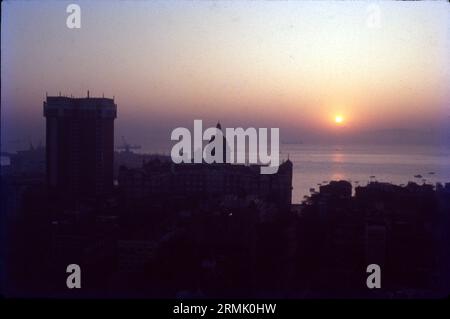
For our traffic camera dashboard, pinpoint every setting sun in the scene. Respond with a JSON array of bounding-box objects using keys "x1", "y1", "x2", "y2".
[{"x1": 334, "y1": 115, "x2": 344, "y2": 125}]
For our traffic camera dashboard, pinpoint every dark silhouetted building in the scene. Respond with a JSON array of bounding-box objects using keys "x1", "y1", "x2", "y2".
[
  {"x1": 43, "y1": 93, "x2": 117, "y2": 197},
  {"x1": 119, "y1": 160, "x2": 293, "y2": 210}
]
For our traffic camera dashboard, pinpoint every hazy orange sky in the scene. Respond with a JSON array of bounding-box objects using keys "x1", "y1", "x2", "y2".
[{"x1": 2, "y1": 0, "x2": 449, "y2": 151}]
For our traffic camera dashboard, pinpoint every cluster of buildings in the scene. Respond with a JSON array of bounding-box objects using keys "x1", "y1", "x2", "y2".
[
  {"x1": 296, "y1": 180, "x2": 450, "y2": 297},
  {"x1": 41, "y1": 94, "x2": 293, "y2": 209},
  {"x1": 2, "y1": 93, "x2": 449, "y2": 298},
  {"x1": 1, "y1": 94, "x2": 294, "y2": 297},
  {"x1": 118, "y1": 159, "x2": 293, "y2": 210}
]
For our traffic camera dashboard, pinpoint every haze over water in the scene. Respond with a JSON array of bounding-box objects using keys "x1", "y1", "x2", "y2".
[{"x1": 282, "y1": 144, "x2": 450, "y2": 203}]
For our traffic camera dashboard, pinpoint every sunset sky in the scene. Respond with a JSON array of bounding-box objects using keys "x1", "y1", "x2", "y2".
[{"x1": 2, "y1": 0, "x2": 449, "y2": 151}]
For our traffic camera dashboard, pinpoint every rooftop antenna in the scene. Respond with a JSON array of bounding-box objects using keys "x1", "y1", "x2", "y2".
[
  {"x1": 59, "y1": 91, "x2": 61, "y2": 97},
  {"x1": 87, "y1": 90, "x2": 90, "y2": 98}
]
